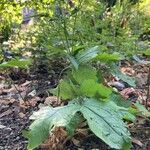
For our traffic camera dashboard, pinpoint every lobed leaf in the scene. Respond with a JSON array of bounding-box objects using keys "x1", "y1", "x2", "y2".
[
  {"x1": 80, "y1": 98, "x2": 131, "y2": 149},
  {"x1": 25, "y1": 98, "x2": 131, "y2": 150},
  {"x1": 24, "y1": 104, "x2": 80, "y2": 150},
  {"x1": 144, "y1": 48, "x2": 150, "y2": 56}
]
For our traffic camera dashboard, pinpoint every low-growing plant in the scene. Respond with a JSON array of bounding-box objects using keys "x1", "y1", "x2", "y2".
[
  {"x1": 23, "y1": 51, "x2": 150, "y2": 149},
  {"x1": 0, "y1": 0, "x2": 150, "y2": 149}
]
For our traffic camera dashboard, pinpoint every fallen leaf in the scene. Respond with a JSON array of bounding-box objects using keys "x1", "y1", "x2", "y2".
[
  {"x1": 0, "y1": 109, "x2": 13, "y2": 118},
  {"x1": 72, "y1": 137, "x2": 80, "y2": 147},
  {"x1": 44, "y1": 96, "x2": 58, "y2": 106},
  {"x1": 19, "y1": 112, "x2": 26, "y2": 118},
  {"x1": 132, "y1": 138, "x2": 143, "y2": 147}
]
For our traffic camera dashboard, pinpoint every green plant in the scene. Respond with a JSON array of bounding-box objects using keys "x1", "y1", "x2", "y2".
[
  {"x1": 0, "y1": 0, "x2": 149, "y2": 149},
  {"x1": 24, "y1": 65, "x2": 132, "y2": 150},
  {"x1": 24, "y1": 62, "x2": 150, "y2": 150},
  {"x1": 23, "y1": 42, "x2": 138, "y2": 150}
]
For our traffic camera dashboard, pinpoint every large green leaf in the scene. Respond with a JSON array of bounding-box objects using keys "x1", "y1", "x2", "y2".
[
  {"x1": 25, "y1": 98, "x2": 131, "y2": 150},
  {"x1": 110, "y1": 93, "x2": 136, "y2": 122},
  {"x1": 24, "y1": 104, "x2": 80, "y2": 150},
  {"x1": 80, "y1": 98, "x2": 131, "y2": 149},
  {"x1": 0, "y1": 59, "x2": 31, "y2": 68},
  {"x1": 110, "y1": 93, "x2": 131, "y2": 108}
]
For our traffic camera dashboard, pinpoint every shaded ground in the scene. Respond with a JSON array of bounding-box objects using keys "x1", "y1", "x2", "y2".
[{"x1": 0, "y1": 62, "x2": 150, "y2": 150}]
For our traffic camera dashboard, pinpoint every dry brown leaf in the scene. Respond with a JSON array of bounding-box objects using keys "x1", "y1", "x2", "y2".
[
  {"x1": 72, "y1": 138, "x2": 80, "y2": 147},
  {"x1": 120, "y1": 88, "x2": 136, "y2": 99},
  {"x1": 121, "y1": 67, "x2": 135, "y2": 76},
  {"x1": 76, "y1": 129, "x2": 89, "y2": 136},
  {"x1": 19, "y1": 112, "x2": 26, "y2": 118},
  {"x1": 41, "y1": 127, "x2": 68, "y2": 150},
  {"x1": 44, "y1": 96, "x2": 58, "y2": 106},
  {"x1": 0, "y1": 98, "x2": 16, "y2": 105},
  {"x1": 132, "y1": 138, "x2": 143, "y2": 147},
  {"x1": 29, "y1": 97, "x2": 40, "y2": 107},
  {"x1": 0, "y1": 109, "x2": 13, "y2": 118}
]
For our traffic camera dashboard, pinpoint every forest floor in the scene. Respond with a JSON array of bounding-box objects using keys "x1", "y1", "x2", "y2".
[{"x1": 0, "y1": 60, "x2": 150, "y2": 150}]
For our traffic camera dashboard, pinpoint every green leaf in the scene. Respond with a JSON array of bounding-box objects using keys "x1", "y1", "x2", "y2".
[
  {"x1": 80, "y1": 98, "x2": 131, "y2": 149},
  {"x1": 0, "y1": 59, "x2": 31, "y2": 68},
  {"x1": 66, "y1": 112, "x2": 83, "y2": 136},
  {"x1": 72, "y1": 65, "x2": 98, "y2": 84},
  {"x1": 24, "y1": 104, "x2": 80, "y2": 150},
  {"x1": 134, "y1": 102, "x2": 150, "y2": 117},
  {"x1": 124, "y1": 112, "x2": 136, "y2": 122},
  {"x1": 80, "y1": 79, "x2": 112, "y2": 99},
  {"x1": 110, "y1": 93, "x2": 136, "y2": 122},
  {"x1": 80, "y1": 79, "x2": 100, "y2": 97},
  {"x1": 76, "y1": 46, "x2": 99, "y2": 64},
  {"x1": 25, "y1": 98, "x2": 131, "y2": 150},
  {"x1": 68, "y1": 55, "x2": 79, "y2": 70},
  {"x1": 110, "y1": 93, "x2": 131, "y2": 108},
  {"x1": 50, "y1": 79, "x2": 77, "y2": 100},
  {"x1": 111, "y1": 65, "x2": 136, "y2": 87},
  {"x1": 144, "y1": 48, "x2": 150, "y2": 56},
  {"x1": 96, "y1": 53, "x2": 121, "y2": 62},
  {"x1": 97, "y1": 84, "x2": 112, "y2": 98}
]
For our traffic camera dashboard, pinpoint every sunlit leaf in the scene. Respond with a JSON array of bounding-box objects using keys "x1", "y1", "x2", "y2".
[
  {"x1": 72, "y1": 65, "x2": 98, "y2": 84},
  {"x1": 96, "y1": 53, "x2": 121, "y2": 62},
  {"x1": 50, "y1": 79, "x2": 77, "y2": 100},
  {"x1": 0, "y1": 59, "x2": 31, "y2": 68},
  {"x1": 144, "y1": 49, "x2": 150, "y2": 56}
]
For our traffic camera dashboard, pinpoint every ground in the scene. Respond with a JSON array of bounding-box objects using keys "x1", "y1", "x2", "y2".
[{"x1": 0, "y1": 61, "x2": 150, "y2": 150}]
